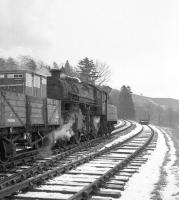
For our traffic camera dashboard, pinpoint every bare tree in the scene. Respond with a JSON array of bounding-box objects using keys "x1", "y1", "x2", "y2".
[
  {"x1": 95, "y1": 61, "x2": 111, "y2": 85},
  {"x1": 19, "y1": 55, "x2": 37, "y2": 71},
  {"x1": 52, "y1": 62, "x2": 59, "y2": 69}
]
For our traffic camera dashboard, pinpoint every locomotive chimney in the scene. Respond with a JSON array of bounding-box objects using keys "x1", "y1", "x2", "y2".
[{"x1": 50, "y1": 67, "x2": 66, "y2": 79}]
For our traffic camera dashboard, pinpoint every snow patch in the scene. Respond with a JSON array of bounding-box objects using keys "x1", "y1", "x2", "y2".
[
  {"x1": 159, "y1": 129, "x2": 179, "y2": 199},
  {"x1": 119, "y1": 126, "x2": 167, "y2": 200},
  {"x1": 100, "y1": 122, "x2": 143, "y2": 151}
]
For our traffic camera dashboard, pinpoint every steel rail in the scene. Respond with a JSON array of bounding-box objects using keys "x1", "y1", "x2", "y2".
[
  {"x1": 67, "y1": 125, "x2": 155, "y2": 200},
  {"x1": 0, "y1": 120, "x2": 127, "y2": 171},
  {"x1": 0, "y1": 121, "x2": 130, "y2": 180},
  {"x1": 0, "y1": 119, "x2": 130, "y2": 179},
  {"x1": 0, "y1": 121, "x2": 137, "y2": 198}
]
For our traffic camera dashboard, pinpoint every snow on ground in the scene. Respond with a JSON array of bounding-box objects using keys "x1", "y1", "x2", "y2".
[
  {"x1": 117, "y1": 125, "x2": 179, "y2": 200},
  {"x1": 152, "y1": 128, "x2": 179, "y2": 200},
  {"x1": 118, "y1": 126, "x2": 167, "y2": 200},
  {"x1": 99, "y1": 122, "x2": 143, "y2": 151},
  {"x1": 114, "y1": 120, "x2": 124, "y2": 128},
  {"x1": 112, "y1": 121, "x2": 131, "y2": 134},
  {"x1": 17, "y1": 123, "x2": 179, "y2": 200}
]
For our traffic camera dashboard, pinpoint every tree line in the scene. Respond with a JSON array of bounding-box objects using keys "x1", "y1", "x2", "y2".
[
  {"x1": 0, "y1": 56, "x2": 111, "y2": 86},
  {"x1": 54, "y1": 57, "x2": 111, "y2": 86},
  {"x1": 135, "y1": 102, "x2": 179, "y2": 128}
]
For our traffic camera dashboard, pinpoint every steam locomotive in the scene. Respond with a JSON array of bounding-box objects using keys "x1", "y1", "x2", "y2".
[{"x1": 0, "y1": 68, "x2": 117, "y2": 162}]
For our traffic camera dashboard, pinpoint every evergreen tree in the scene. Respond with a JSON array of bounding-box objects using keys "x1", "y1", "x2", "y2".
[
  {"x1": 64, "y1": 60, "x2": 70, "y2": 73},
  {"x1": 78, "y1": 57, "x2": 98, "y2": 84},
  {"x1": 118, "y1": 85, "x2": 135, "y2": 119},
  {"x1": 64, "y1": 60, "x2": 77, "y2": 77}
]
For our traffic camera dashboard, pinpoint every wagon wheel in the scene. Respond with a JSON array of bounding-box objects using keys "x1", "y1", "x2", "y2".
[
  {"x1": 0, "y1": 140, "x2": 8, "y2": 163},
  {"x1": 88, "y1": 130, "x2": 97, "y2": 140},
  {"x1": 70, "y1": 131, "x2": 81, "y2": 145},
  {"x1": 99, "y1": 117, "x2": 108, "y2": 136},
  {"x1": 0, "y1": 139, "x2": 15, "y2": 163}
]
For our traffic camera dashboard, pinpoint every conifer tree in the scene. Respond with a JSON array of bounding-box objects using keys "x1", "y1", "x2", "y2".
[
  {"x1": 77, "y1": 57, "x2": 98, "y2": 84},
  {"x1": 64, "y1": 60, "x2": 77, "y2": 77},
  {"x1": 118, "y1": 85, "x2": 135, "y2": 119}
]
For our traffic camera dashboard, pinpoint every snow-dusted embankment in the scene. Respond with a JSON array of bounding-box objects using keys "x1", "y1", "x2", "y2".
[
  {"x1": 119, "y1": 126, "x2": 167, "y2": 200},
  {"x1": 100, "y1": 122, "x2": 143, "y2": 151},
  {"x1": 154, "y1": 129, "x2": 179, "y2": 200},
  {"x1": 118, "y1": 126, "x2": 179, "y2": 200}
]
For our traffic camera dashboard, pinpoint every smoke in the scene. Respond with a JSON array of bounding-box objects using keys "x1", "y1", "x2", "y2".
[
  {"x1": 93, "y1": 116, "x2": 101, "y2": 134},
  {"x1": 39, "y1": 114, "x2": 76, "y2": 158},
  {"x1": 53, "y1": 118, "x2": 75, "y2": 142}
]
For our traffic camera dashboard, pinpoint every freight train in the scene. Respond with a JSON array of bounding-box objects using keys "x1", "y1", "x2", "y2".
[{"x1": 0, "y1": 68, "x2": 118, "y2": 162}]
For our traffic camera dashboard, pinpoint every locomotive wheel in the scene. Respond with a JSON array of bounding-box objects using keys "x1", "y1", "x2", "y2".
[
  {"x1": 74, "y1": 131, "x2": 81, "y2": 144},
  {"x1": 70, "y1": 132, "x2": 81, "y2": 144},
  {"x1": 100, "y1": 118, "x2": 108, "y2": 136},
  {"x1": 88, "y1": 131, "x2": 97, "y2": 140},
  {"x1": 80, "y1": 134, "x2": 88, "y2": 142}
]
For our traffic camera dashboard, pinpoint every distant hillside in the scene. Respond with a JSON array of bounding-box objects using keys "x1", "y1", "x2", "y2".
[
  {"x1": 152, "y1": 98, "x2": 179, "y2": 111},
  {"x1": 109, "y1": 89, "x2": 179, "y2": 111},
  {"x1": 133, "y1": 94, "x2": 179, "y2": 111},
  {"x1": 109, "y1": 89, "x2": 179, "y2": 127}
]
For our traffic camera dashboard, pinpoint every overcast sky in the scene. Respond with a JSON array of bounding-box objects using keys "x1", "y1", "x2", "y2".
[{"x1": 0, "y1": 0, "x2": 179, "y2": 99}]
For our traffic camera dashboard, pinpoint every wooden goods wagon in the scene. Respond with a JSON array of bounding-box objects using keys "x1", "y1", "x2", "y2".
[
  {"x1": 0, "y1": 89, "x2": 62, "y2": 161},
  {"x1": 0, "y1": 90, "x2": 61, "y2": 129}
]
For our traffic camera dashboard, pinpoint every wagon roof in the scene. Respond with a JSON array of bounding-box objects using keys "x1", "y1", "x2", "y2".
[{"x1": 0, "y1": 69, "x2": 49, "y2": 77}]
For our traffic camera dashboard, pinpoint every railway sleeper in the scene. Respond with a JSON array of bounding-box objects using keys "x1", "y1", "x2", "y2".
[
  {"x1": 1, "y1": 124, "x2": 152, "y2": 199},
  {"x1": 94, "y1": 189, "x2": 121, "y2": 198},
  {"x1": 91, "y1": 197, "x2": 113, "y2": 200},
  {"x1": 32, "y1": 188, "x2": 76, "y2": 194},
  {"x1": 103, "y1": 183, "x2": 124, "y2": 190},
  {"x1": 120, "y1": 168, "x2": 138, "y2": 173},
  {"x1": 106, "y1": 180, "x2": 125, "y2": 185},
  {"x1": 110, "y1": 175, "x2": 129, "y2": 182}
]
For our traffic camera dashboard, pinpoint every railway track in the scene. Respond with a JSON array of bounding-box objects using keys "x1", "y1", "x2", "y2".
[
  {"x1": 0, "y1": 120, "x2": 134, "y2": 198},
  {"x1": 3, "y1": 122, "x2": 157, "y2": 200},
  {"x1": 0, "y1": 120, "x2": 128, "y2": 172}
]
